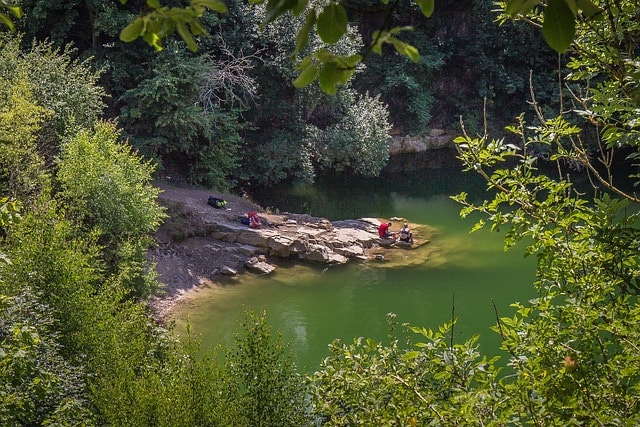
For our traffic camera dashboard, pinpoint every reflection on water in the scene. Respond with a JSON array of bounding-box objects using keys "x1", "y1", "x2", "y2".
[{"x1": 171, "y1": 166, "x2": 536, "y2": 371}]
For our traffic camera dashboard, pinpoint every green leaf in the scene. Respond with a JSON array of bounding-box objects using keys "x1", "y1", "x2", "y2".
[
  {"x1": 505, "y1": 0, "x2": 539, "y2": 17},
  {"x1": 294, "y1": 9, "x2": 316, "y2": 55},
  {"x1": 402, "y1": 351, "x2": 421, "y2": 361},
  {"x1": 189, "y1": 19, "x2": 207, "y2": 36},
  {"x1": 371, "y1": 30, "x2": 387, "y2": 54},
  {"x1": 120, "y1": 18, "x2": 145, "y2": 42},
  {"x1": 0, "y1": 13, "x2": 14, "y2": 31},
  {"x1": 390, "y1": 38, "x2": 419, "y2": 62},
  {"x1": 335, "y1": 53, "x2": 362, "y2": 69},
  {"x1": 575, "y1": 0, "x2": 601, "y2": 17},
  {"x1": 176, "y1": 22, "x2": 197, "y2": 51},
  {"x1": 292, "y1": 0, "x2": 308, "y2": 16},
  {"x1": 293, "y1": 62, "x2": 319, "y2": 88},
  {"x1": 264, "y1": 0, "x2": 298, "y2": 23},
  {"x1": 318, "y1": 62, "x2": 343, "y2": 94},
  {"x1": 146, "y1": 0, "x2": 161, "y2": 9},
  {"x1": 414, "y1": 0, "x2": 434, "y2": 17},
  {"x1": 317, "y1": 3, "x2": 347, "y2": 44},
  {"x1": 7, "y1": 6, "x2": 21, "y2": 18},
  {"x1": 143, "y1": 30, "x2": 163, "y2": 51},
  {"x1": 193, "y1": 0, "x2": 229, "y2": 13},
  {"x1": 542, "y1": 0, "x2": 576, "y2": 53}
]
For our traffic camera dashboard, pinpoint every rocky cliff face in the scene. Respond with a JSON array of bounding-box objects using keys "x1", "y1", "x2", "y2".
[{"x1": 385, "y1": 130, "x2": 460, "y2": 172}]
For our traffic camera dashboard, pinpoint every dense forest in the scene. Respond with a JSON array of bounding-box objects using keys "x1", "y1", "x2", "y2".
[
  {"x1": 1, "y1": 0, "x2": 640, "y2": 425},
  {"x1": 12, "y1": 0, "x2": 560, "y2": 189}
]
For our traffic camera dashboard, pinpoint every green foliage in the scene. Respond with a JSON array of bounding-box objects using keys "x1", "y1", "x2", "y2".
[
  {"x1": 19, "y1": 41, "x2": 106, "y2": 148},
  {"x1": 2, "y1": 196, "x2": 101, "y2": 351},
  {"x1": 503, "y1": 0, "x2": 602, "y2": 52},
  {"x1": 87, "y1": 310, "x2": 311, "y2": 426},
  {"x1": 119, "y1": 0, "x2": 228, "y2": 51},
  {"x1": 226, "y1": 310, "x2": 312, "y2": 426},
  {"x1": 0, "y1": 1, "x2": 20, "y2": 31},
  {"x1": 0, "y1": 34, "x2": 106, "y2": 164},
  {"x1": 0, "y1": 65, "x2": 49, "y2": 199},
  {"x1": 235, "y1": 4, "x2": 391, "y2": 184},
  {"x1": 445, "y1": 0, "x2": 640, "y2": 421},
  {"x1": 0, "y1": 292, "x2": 95, "y2": 426},
  {"x1": 57, "y1": 121, "x2": 164, "y2": 241},
  {"x1": 310, "y1": 315, "x2": 503, "y2": 425},
  {"x1": 56, "y1": 121, "x2": 165, "y2": 298},
  {"x1": 306, "y1": 89, "x2": 391, "y2": 176},
  {"x1": 120, "y1": 46, "x2": 242, "y2": 189}
]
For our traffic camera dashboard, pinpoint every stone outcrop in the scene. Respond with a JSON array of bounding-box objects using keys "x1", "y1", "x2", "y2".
[
  {"x1": 388, "y1": 130, "x2": 452, "y2": 156},
  {"x1": 384, "y1": 130, "x2": 461, "y2": 172},
  {"x1": 208, "y1": 215, "x2": 393, "y2": 268}
]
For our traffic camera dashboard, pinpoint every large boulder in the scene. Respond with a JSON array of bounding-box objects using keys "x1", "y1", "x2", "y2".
[{"x1": 303, "y1": 244, "x2": 348, "y2": 264}]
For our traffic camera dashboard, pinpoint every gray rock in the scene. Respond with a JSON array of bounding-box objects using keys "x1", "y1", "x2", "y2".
[
  {"x1": 245, "y1": 257, "x2": 277, "y2": 274},
  {"x1": 220, "y1": 266, "x2": 237, "y2": 275}
]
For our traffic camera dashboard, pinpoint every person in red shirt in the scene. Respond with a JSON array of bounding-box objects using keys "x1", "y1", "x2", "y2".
[{"x1": 378, "y1": 222, "x2": 394, "y2": 238}]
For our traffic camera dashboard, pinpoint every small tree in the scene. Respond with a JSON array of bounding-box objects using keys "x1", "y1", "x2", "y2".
[
  {"x1": 226, "y1": 310, "x2": 312, "y2": 426},
  {"x1": 56, "y1": 121, "x2": 165, "y2": 298}
]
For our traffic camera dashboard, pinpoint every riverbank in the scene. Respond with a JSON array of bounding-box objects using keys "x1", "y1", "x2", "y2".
[{"x1": 148, "y1": 182, "x2": 433, "y2": 321}]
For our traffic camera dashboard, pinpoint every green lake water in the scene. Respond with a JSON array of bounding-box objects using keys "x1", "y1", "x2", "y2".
[{"x1": 171, "y1": 166, "x2": 537, "y2": 372}]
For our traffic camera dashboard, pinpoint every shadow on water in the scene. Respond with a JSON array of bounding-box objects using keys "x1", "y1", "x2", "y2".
[{"x1": 172, "y1": 162, "x2": 537, "y2": 372}]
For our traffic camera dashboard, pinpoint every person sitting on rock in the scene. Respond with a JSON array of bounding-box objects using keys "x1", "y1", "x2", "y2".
[
  {"x1": 248, "y1": 211, "x2": 261, "y2": 229},
  {"x1": 378, "y1": 222, "x2": 395, "y2": 239},
  {"x1": 399, "y1": 223, "x2": 413, "y2": 244}
]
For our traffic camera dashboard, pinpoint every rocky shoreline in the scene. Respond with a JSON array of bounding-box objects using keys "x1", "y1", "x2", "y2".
[{"x1": 148, "y1": 183, "x2": 432, "y2": 320}]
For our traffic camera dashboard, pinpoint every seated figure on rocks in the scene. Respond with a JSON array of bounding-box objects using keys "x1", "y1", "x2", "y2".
[
  {"x1": 248, "y1": 211, "x2": 261, "y2": 228},
  {"x1": 378, "y1": 222, "x2": 395, "y2": 239},
  {"x1": 398, "y1": 223, "x2": 413, "y2": 244}
]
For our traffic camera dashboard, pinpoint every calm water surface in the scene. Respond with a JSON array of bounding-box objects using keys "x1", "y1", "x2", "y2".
[{"x1": 172, "y1": 166, "x2": 536, "y2": 371}]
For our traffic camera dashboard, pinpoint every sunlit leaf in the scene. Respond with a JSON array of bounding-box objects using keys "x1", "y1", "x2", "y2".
[
  {"x1": 7, "y1": 6, "x2": 20, "y2": 18},
  {"x1": 293, "y1": 62, "x2": 319, "y2": 88},
  {"x1": 193, "y1": 0, "x2": 229, "y2": 13},
  {"x1": 390, "y1": 38, "x2": 419, "y2": 62},
  {"x1": 414, "y1": 0, "x2": 434, "y2": 17},
  {"x1": 0, "y1": 13, "x2": 14, "y2": 31},
  {"x1": 402, "y1": 351, "x2": 421, "y2": 361},
  {"x1": 505, "y1": 0, "x2": 539, "y2": 17},
  {"x1": 146, "y1": 0, "x2": 161, "y2": 9},
  {"x1": 371, "y1": 30, "x2": 387, "y2": 54},
  {"x1": 318, "y1": 62, "x2": 342, "y2": 94},
  {"x1": 317, "y1": 3, "x2": 347, "y2": 44},
  {"x1": 542, "y1": 0, "x2": 575, "y2": 53},
  {"x1": 143, "y1": 31, "x2": 163, "y2": 51},
  {"x1": 575, "y1": 0, "x2": 601, "y2": 17},
  {"x1": 120, "y1": 18, "x2": 145, "y2": 42}
]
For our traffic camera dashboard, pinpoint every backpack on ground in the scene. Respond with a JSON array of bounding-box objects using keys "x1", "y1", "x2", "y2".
[{"x1": 208, "y1": 196, "x2": 227, "y2": 209}]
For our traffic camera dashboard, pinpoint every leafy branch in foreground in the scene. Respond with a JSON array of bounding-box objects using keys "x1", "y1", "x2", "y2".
[
  {"x1": 119, "y1": 0, "x2": 228, "y2": 51},
  {"x1": 0, "y1": 1, "x2": 20, "y2": 31}
]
